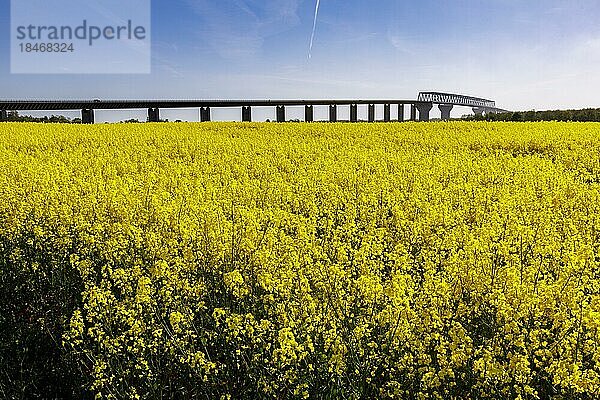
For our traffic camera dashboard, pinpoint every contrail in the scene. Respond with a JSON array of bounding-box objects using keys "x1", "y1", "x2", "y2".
[{"x1": 308, "y1": 0, "x2": 320, "y2": 59}]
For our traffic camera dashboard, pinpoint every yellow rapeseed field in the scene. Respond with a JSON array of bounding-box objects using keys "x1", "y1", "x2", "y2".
[{"x1": 1, "y1": 121, "x2": 599, "y2": 399}]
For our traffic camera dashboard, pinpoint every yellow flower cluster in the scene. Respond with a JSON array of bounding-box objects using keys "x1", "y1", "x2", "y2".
[{"x1": 1, "y1": 121, "x2": 599, "y2": 398}]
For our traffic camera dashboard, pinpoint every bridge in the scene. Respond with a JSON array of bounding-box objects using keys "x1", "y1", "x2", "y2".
[{"x1": 0, "y1": 92, "x2": 508, "y2": 123}]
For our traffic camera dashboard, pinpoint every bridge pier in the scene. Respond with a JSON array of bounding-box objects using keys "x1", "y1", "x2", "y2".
[
  {"x1": 350, "y1": 104, "x2": 358, "y2": 122},
  {"x1": 384, "y1": 104, "x2": 391, "y2": 122},
  {"x1": 410, "y1": 104, "x2": 417, "y2": 121},
  {"x1": 472, "y1": 107, "x2": 485, "y2": 116},
  {"x1": 242, "y1": 106, "x2": 252, "y2": 122},
  {"x1": 368, "y1": 104, "x2": 375, "y2": 122},
  {"x1": 329, "y1": 105, "x2": 337, "y2": 122},
  {"x1": 398, "y1": 104, "x2": 404, "y2": 122},
  {"x1": 200, "y1": 107, "x2": 211, "y2": 122},
  {"x1": 305, "y1": 105, "x2": 313, "y2": 122},
  {"x1": 439, "y1": 104, "x2": 453, "y2": 121},
  {"x1": 276, "y1": 105, "x2": 286, "y2": 122},
  {"x1": 148, "y1": 108, "x2": 160, "y2": 122},
  {"x1": 82, "y1": 109, "x2": 94, "y2": 124},
  {"x1": 416, "y1": 103, "x2": 433, "y2": 121},
  {"x1": 0, "y1": 110, "x2": 7, "y2": 122}
]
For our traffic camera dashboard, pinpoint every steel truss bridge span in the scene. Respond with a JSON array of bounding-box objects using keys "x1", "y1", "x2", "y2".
[{"x1": 418, "y1": 92, "x2": 495, "y2": 108}]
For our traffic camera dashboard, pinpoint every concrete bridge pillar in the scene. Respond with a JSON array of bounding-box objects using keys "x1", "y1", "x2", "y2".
[
  {"x1": 416, "y1": 103, "x2": 433, "y2": 121},
  {"x1": 276, "y1": 105, "x2": 286, "y2": 122},
  {"x1": 384, "y1": 104, "x2": 391, "y2": 122},
  {"x1": 200, "y1": 107, "x2": 211, "y2": 122},
  {"x1": 329, "y1": 105, "x2": 337, "y2": 122},
  {"x1": 350, "y1": 104, "x2": 358, "y2": 122},
  {"x1": 398, "y1": 104, "x2": 404, "y2": 122},
  {"x1": 410, "y1": 104, "x2": 417, "y2": 121},
  {"x1": 368, "y1": 104, "x2": 375, "y2": 122},
  {"x1": 0, "y1": 110, "x2": 7, "y2": 122},
  {"x1": 242, "y1": 106, "x2": 252, "y2": 122},
  {"x1": 305, "y1": 105, "x2": 313, "y2": 122},
  {"x1": 148, "y1": 108, "x2": 160, "y2": 122},
  {"x1": 82, "y1": 109, "x2": 94, "y2": 124},
  {"x1": 438, "y1": 104, "x2": 453, "y2": 121},
  {"x1": 472, "y1": 107, "x2": 485, "y2": 116}
]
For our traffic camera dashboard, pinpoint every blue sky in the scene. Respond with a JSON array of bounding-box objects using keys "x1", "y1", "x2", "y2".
[{"x1": 2, "y1": 0, "x2": 600, "y2": 121}]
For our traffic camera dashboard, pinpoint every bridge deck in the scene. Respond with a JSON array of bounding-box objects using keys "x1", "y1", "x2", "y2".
[{"x1": 0, "y1": 99, "x2": 426, "y2": 111}]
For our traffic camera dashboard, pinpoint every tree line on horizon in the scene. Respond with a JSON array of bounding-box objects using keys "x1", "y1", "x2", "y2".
[
  {"x1": 466, "y1": 108, "x2": 600, "y2": 122},
  {"x1": 1, "y1": 111, "x2": 145, "y2": 124},
  {"x1": 3, "y1": 110, "x2": 78, "y2": 123}
]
